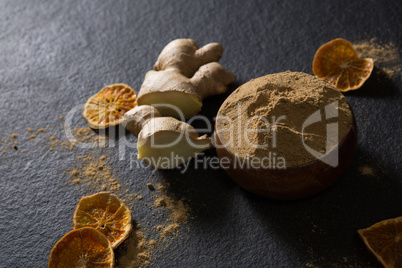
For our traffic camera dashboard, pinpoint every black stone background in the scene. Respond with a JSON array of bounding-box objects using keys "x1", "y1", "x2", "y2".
[{"x1": 0, "y1": 0, "x2": 401, "y2": 267}]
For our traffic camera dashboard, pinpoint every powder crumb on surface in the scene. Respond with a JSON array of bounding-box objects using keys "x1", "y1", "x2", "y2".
[
  {"x1": 156, "y1": 183, "x2": 167, "y2": 191},
  {"x1": 148, "y1": 240, "x2": 157, "y2": 248},
  {"x1": 147, "y1": 183, "x2": 155, "y2": 190},
  {"x1": 382, "y1": 68, "x2": 395, "y2": 77},
  {"x1": 154, "y1": 195, "x2": 189, "y2": 223},
  {"x1": 170, "y1": 199, "x2": 188, "y2": 223},
  {"x1": 37, "y1": 128, "x2": 45, "y2": 134},
  {"x1": 48, "y1": 135, "x2": 61, "y2": 151},
  {"x1": 136, "y1": 195, "x2": 143, "y2": 200},
  {"x1": 117, "y1": 228, "x2": 151, "y2": 268},
  {"x1": 156, "y1": 225, "x2": 164, "y2": 231},
  {"x1": 64, "y1": 127, "x2": 108, "y2": 147},
  {"x1": 360, "y1": 165, "x2": 374, "y2": 176},
  {"x1": 29, "y1": 135, "x2": 36, "y2": 139},
  {"x1": 72, "y1": 179, "x2": 80, "y2": 184},
  {"x1": 122, "y1": 193, "x2": 138, "y2": 205},
  {"x1": 10, "y1": 133, "x2": 18, "y2": 139},
  {"x1": 59, "y1": 115, "x2": 64, "y2": 120},
  {"x1": 61, "y1": 141, "x2": 74, "y2": 150},
  {"x1": 67, "y1": 154, "x2": 122, "y2": 192},
  {"x1": 155, "y1": 197, "x2": 167, "y2": 207},
  {"x1": 162, "y1": 223, "x2": 180, "y2": 236},
  {"x1": 27, "y1": 128, "x2": 32, "y2": 132},
  {"x1": 74, "y1": 127, "x2": 91, "y2": 137},
  {"x1": 94, "y1": 136, "x2": 108, "y2": 147},
  {"x1": 354, "y1": 38, "x2": 402, "y2": 77},
  {"x1": 354, "y1": 38, "x2": 400, "y2": 64}
]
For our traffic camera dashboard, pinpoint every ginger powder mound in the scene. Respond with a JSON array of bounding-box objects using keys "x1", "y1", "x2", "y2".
[{"x1": 216, "y1": 71, "x2": 354, "y2": 167}]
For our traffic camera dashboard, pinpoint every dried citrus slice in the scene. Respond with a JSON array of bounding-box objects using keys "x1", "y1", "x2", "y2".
[
  {"x1": 358, "y1": 217, "x2": 402, "y2": 268},
  {"x1": 83, "y1": 83, "x2": 137, "y2": 129},
  {"x1": 48, "y1": 227, "x2": 114, "y2": 268},
  {"x1": 73, "y1": 192, "x2": 132, "y2": 249},
  {"x1": 312, "y1": 38, "x2": 374, "y2": 92}
]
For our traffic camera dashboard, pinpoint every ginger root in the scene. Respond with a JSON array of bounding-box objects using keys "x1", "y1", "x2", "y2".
[
  {"x1": 123, "y1": 105, "x2": 212, "y2": 169},
  {"x1": 137, "y1": 39, "x2": 235, "y2": 119}
]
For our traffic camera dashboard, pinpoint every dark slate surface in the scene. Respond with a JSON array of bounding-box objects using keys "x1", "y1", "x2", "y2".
[{"x1": 0, "y1": 0, "x2": 401, "y2": 267}]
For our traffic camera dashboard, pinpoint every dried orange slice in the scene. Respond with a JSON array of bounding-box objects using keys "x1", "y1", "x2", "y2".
[
  {"x1": 83, "y1": 83, "x2": 137, "y2": 129},
  {"x1": 312, "y1": 38, "x2": 374, "y2": 92},
  {"x1": 48, "y1": 227, "x2": 114, "y2": 268},
  {"x1": 73, "y1": 192, "x2": 132, "y2": 249},
  {"x1": 358, "y1": 217, "x2": 402, "y2": 268}
]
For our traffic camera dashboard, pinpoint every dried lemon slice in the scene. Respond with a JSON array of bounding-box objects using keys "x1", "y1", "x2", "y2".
[
  {"x1": 312, "y1": 38, "x2": 374, "y2": 92},
  {"x1": 358, "y1": 217, "x2": 402, "y2": 268},
  {"x1": 73, "y1": 192, "x2": 133, "y2": 249},
  {"x1": 83, "y1": 83, "x2": 137, "y2": 129},
  {"x1": 48, "y1": 227, "x2": 114, "y2": 268}
]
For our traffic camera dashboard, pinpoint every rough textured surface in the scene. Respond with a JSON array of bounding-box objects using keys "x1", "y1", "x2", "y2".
[{"x1": 0, "y1": 0, "x2": 401, "y2": 267}]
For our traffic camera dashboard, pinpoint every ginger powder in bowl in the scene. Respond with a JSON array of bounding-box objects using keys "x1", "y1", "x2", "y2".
[{"x1": 214, "y1": 71, "x2": 357, "y2": 200}]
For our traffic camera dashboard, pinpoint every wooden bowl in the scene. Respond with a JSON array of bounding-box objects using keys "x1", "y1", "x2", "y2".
[
  {"x1": 214, "y1": 117, "x2": 357, "y2": 200},
  {"x1": 214, "y1": 75, "x2": 358, "y2": 200}
]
